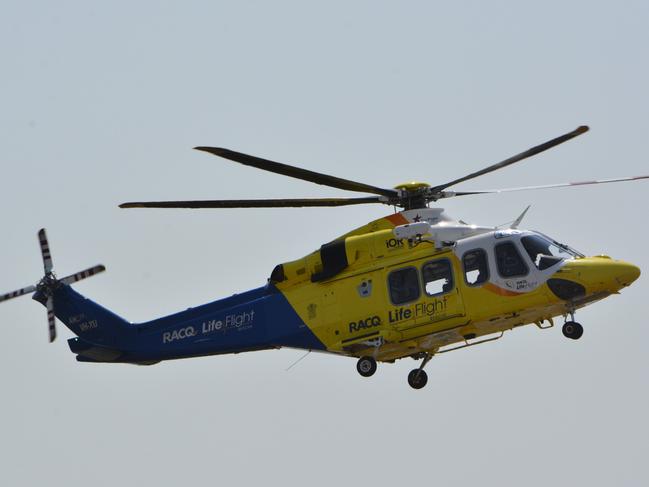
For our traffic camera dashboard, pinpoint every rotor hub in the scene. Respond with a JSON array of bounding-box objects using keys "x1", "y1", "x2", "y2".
[
  {"x1": 36, "y1": 273, "x2": 58, "y2": 295},
  {"x1": 393, "y1": 181, "x2": 431, "y2": 192},
  {"x1": 391, "y1": 182, "x2": 432, "y2": 210}
]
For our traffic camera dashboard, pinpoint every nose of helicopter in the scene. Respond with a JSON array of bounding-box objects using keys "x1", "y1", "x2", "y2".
[
  {"x1": 614, "y1": 260, "x2": 642, "y2": 287},
  {"x1": 593, "y1": 258, "x2": 640, "y2": 292},
  {"x1": 556, "y1": 257, "x2": 641, "y2": 295}
]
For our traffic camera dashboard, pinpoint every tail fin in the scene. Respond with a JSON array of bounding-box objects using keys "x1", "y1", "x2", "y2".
[{"x1": 39, "y1": 284, "x2": 131, "y2": 348}]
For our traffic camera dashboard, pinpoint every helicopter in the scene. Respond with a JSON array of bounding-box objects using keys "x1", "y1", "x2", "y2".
[{"x1": 1, "y1": 125, "x2": 645, "y2": 389}]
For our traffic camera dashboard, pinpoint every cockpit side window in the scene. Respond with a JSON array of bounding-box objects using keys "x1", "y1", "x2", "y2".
[
  {"x1": 463, "y1": 249, "x2": 489, "y2": 286},
  {"x1": 521, "y1": 235, "x2": 564, "y2": 270},
  {"x1": 422, "y1": 258, "x2": 454, "y2": 296},
  {"x1": 388, "y1": 267, "x2": 421, "y2": 305},
  {"x1": 495, "y1": 241, "x2": 528, "y2": 278}
]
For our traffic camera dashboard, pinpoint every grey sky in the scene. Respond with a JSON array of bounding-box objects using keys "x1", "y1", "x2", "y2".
[{"x1": 1, "y1": 1, "x2": 647, "y2": 486}]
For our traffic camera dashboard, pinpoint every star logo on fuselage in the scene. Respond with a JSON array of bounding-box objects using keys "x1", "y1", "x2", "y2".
[{"x1": 413, "y1": 214, "x2": 422, "y2": 222}]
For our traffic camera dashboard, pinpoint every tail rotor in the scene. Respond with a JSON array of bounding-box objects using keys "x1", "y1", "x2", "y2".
[{"x1": 0, "y1": 228, "x2": 105, "y2": 342}]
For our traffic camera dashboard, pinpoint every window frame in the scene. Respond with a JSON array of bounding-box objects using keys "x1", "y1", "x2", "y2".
[
  {"x1": 421, "y1": 257, "x2": 455, "y2": 297},
  {"x1": 387, "y1": 266, "x2": 421, "y2": 305},
  {"x1": 462, "y1": 248, "x2": 490, "y2": 287},
  {"x1": 494, "y1": 240, "x2": 529, "y2": 279}
]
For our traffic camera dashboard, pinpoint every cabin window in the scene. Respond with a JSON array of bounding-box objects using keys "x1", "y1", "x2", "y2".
[
  {"x1": 495, "y1": 241, "x2": 528, "y2": 278},
  {"x1": 422, "y1": 259, "x2": 454, "y2": 296},
  {"x1": 388, "y1": 267, "x2": 421, "y2": 304},
  {"x1": 463, "y1": 249, "x2": 489, "y2": 286}
]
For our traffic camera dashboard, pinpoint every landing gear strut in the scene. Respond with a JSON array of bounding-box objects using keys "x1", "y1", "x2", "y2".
[
  {"x1": 408, "y1": 353, "x2": 433, "y2": 389},
  {"x1": 562, "y1": 311, "x2": 583, "y2": 340},
  {"x1": 356, "y1": 356, "x2": 377, "y2": 377}
]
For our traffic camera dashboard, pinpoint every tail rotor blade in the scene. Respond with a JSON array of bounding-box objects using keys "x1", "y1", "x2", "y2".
[
  {"x1": 46, "y1": 296, "x2": 56, "y2": 342},
  {"x1": 38, "y1": 229, "x2": 53, "y2": 274},
  {"x1": 60, "y1": 265, "x2": 106, "y2": 285},
  {"x1": 0, "y1": 285, "x2": 37, "y2": 303}
]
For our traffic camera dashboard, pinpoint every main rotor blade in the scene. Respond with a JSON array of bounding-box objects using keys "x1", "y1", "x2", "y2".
[
  {"x1": 60, "y1": 265, "x2": 106, "y2": 285},
  {"x1": 0, "y1": 285, "x2": 37, "y2": 303},
  {"x1": 441, "y1": 174, "x2": 649, "y2": 198},
  {"x1": 195, "y1": 147, "x2": 399, "y2": 199},
  {"x1": 38, "y1": 228, "x2": 53, "y2": 274},
  {"x1": 120, "y1": 197, "x2": 384, "y2": 208},
  {"x1": 46, "y1": 296, "x2": 56, "y2": 342},
  {"x1": 431, "y1": 126, "x2": 589, "y2": 192}
]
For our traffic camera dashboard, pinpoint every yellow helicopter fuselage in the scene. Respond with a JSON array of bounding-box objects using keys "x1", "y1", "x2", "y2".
[{"x1": 274, "y1": 209, "x2": 640, "y2": 363}]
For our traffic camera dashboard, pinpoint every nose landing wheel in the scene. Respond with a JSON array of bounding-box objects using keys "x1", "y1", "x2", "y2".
[
  {"x1": 407, "y1": 352, "x2": 433, "y2": 389},
  {"x1": 407, "y1": 369, "x2": 428, "y2": 389},
  {"x1": 356, "y1": 356, "x2": 377, "y2": 377},
  {"x1": 562, "y1": 321, "x2": 583, "y2": 340}
]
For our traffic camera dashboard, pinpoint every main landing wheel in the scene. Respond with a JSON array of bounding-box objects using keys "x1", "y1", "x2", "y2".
[
  {"x1": 357, "y1": 356, "x2": 377, "y2": 377},
  {"x1": 562, "y1": 321, "x2": 584, "y2": 340},
  {"x1": 407, "y1": 369, "x2": 428, "y2": 389}
]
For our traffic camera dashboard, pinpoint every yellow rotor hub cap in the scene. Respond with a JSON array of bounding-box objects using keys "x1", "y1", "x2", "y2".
[{"x1": 393, "y1": 181, "x2": 431, "y2": 191}]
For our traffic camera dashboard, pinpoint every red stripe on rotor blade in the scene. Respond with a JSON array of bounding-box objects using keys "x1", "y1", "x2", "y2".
[{"x1": 570, "y1": 181, "x2": 597, "y2": 186}]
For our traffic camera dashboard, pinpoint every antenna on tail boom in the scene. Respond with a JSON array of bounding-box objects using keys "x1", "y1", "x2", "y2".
[{"x1": 0, "y1": 229, "x2": 105, "y2": 342}]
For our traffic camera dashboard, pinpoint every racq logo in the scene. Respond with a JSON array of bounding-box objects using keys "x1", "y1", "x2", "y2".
[
  {"x1": 348, "y1": 315, "x2": 381, "y2": 333},
  {"x1": 162, "y1": 326, "x2": 197, "y2": 344}
]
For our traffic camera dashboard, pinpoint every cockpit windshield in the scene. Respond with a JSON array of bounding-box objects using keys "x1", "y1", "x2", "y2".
[{"x1": 521, "y1": 233, "x2": 583, "y2": 270}]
